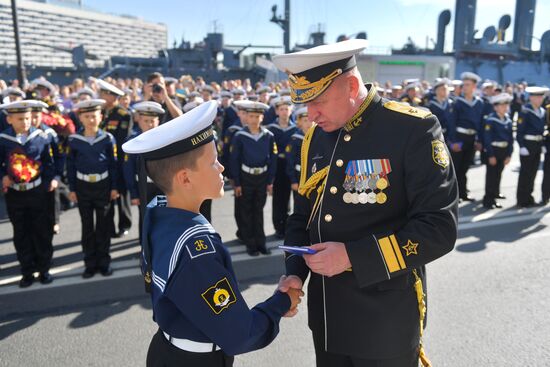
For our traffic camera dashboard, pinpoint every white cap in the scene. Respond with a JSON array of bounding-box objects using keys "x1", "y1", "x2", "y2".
[
  {"x1": 275, "y1": 95, "x2": 292, "y2": 107},
  {"x1": 451, "y1": 79, "x2": 463, "y2": 86},
  {"x1": 96, "y1": 79, "x2": 125, "y2": 97},
  {"x1": 460, "y1": 72, "x2": 481, "y2": 84},
  {"x1": 32, "y1": 79, "x2": 56, "y2": 93},
  {"x1": 491, "y1": 93, "x2": 513, "y2": 104},
  {"x1": 183, "y1": 98, "x2": 204, "y2": 113},
  {"x1": 73, "y1": 99, "x2": 106, "y2": 112},
  {"x1": 77, "y1": 87, "x2": 95, "y2": 98},
  {"x1": 0, "y1": 100, "x2": 35, "y2": 113},
  {"x1": 3, "y1": 87, "x2": 25, "y2": 98},
  {"x1": 295, "y1": 106, "x2": 308, "y2": 117},
  {"x1": 26, "y1": 100, "x2": 49, "y2": 111},
  {"x1": 525, "y1": 86, "x2": 549, "y2": 95},
  {"x1": 122, "y1": 100, "x2": 217, "y2": 160},
  {"x1": 133, "y1": 101, "x2": 165, "y2": 115}
]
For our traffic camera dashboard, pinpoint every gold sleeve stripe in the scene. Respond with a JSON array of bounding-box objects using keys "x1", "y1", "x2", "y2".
[
  {"x1": 378, "y1": 235, "x2": 406, "y2": 273},
  {"x1": 299, "y1": 123, "x2": 317, "y2": 189},
  {"x1": 389, "y1": 234, "x2": 406, "y2": 269}
]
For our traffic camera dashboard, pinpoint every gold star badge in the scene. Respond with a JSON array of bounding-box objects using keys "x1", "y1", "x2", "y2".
[{"x1": 402, "y1": 240, "x2": 418, "y2": 256}]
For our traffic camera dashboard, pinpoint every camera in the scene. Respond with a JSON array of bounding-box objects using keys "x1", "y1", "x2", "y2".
[{"x1": 152, "y1": 84, "x2": 163, "y2": 93}]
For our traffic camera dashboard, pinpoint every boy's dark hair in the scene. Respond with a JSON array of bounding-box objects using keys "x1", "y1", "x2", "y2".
[
  {"x1": 145, "y1": 144, "x2": 207, "y2": 194},
  {"x1": 147, "y1": 72, "x2": 164, "y2": 84}
]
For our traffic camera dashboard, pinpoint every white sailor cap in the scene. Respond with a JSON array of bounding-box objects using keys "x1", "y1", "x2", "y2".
[
  {"x1": 133, "y1": 101, "x2": 165, "y2": 116},
  {"x1": 404, "y1": 78, "x2": 419, "y2": 85},
  {"x1": 256, "y1": 86, "x2": 271, "y2": 94},
  {"x1": 73, "y1": 99, "x2": 106, "y2": 113},
  {"x1": 32, "y1": 79, "x2": 56, "y2": 93},
  {"x1": 490, "y1": 93, "x2": 513, "y2": 105},
  {"x1": 275, "y1": 95, "x2": 292, "y2": 107},
  {"x1": 26, "y1": 100, "x2": 49, "y2": 112},
  {"x1": 69, "y1": 92, "x2": 78, "y2": 100},
  {"x1": 433, "y1": 78, "x2": 450, "y2": 90},
  {"x1": 231, "y1": 88, "x2": 246, "y2": 96},
  {"x1": 96, "y1": 79, "x2": 125, "y2": 97},
  {"x1": 295, "y1": 106, "x2": 308, "y2": 118},
  {"x1": 272, "y1": 39, "x2": 368, "y2": 103},
  {"x1": 0, "y1": 100, "x2": 34, "y2": 113},
  {"x1": 376, "y1": 86, "x2": 385, "y2": 93},
  {"x1": 391, "y1": 85, "x2": 403, "y2": 91},
  {"x1": 460, "y1": 72, "x2": 481, "y2": 84},
  {"x1": 220, "y1": 91, "x2": 232, "y2": 98},
  {"x1": 3, "y1": 87, "x2": 25, "y2": 98},
  {"x1": 481, "y1": 80, "x2": 496, "y2": 89},
  {"x1": 77, "y1": 87, "x2": 95, "y2": 98},
  {"x1": 525, "y1": 86, "x2": 549, "y2": 95},
  {"x1": 451, "y1": 79, "x2": 463, "y2": 86},
  {"x1": 122, "y1": 100, "x2": 217, "y2": 161},
  {"x1": 279, "y1": 88, "x2": 291, "y2": 96},
  {"x1": 183, "y1": 98, "x2": 204, "y2": 113},
  {"x1": 189, "y1": 91, "x2": 202, "y2": 98},
  {"x1": 200, "y1": 85, "x2": 215, "y2": 94},
  {"x1": 236, "y1": 100, "x2": 269, "y2": 113},
  {"x1": 404, "y1": 83, "x2": 419, "y2": 92},
  {"x1": 164, "y1": 77, "x2": 178, "y2": 85}
]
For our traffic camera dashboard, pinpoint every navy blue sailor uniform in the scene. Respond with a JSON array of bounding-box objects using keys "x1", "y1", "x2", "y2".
[
  {"x1": 427, "y1": 97, "x2": 453, "y2": 143},
  {"x1": 448, "y1": 95, "x2": 485, "y2": 199},
  {"x1": 267, "y1": 118, "x2": 297, "y2": 236},
  {"x1": 284, "y1": 129, "x2": 304, "y2": 202},
  {"x1": 284, "y1": 85, "x2": 458, "y2": 361},
  {"x1": 67, "y1": 129, "x2": 118, "y2": 270},
  {"x1": 482, "y1": 112, "x2": 513, "y2": 207},
  {"x1": 229, "y1": 126, "x2": 277, "y2": 253},
  {"x1": 516, "y1": 103, "x2": 546, "y2": 206}
]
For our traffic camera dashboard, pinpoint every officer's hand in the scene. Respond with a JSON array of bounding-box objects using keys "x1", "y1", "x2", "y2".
[
  {"x1": 291, "y1": 183, "x2": 299, "y2": 191},
  {"x1": 2, "y1": 175, "x2": 13, "y2": 191},
  {"x1": 69, "y1": 191, "x2": 78, "y2": 203},
  {"x1": 48, "y1": 179, "x2": 58, "y2": 192},
  {"x1": 267, "y1": 184, "x2": 273, "y2": 195},
  {"x1": 304, "y1": 242, "x2": 352, "y2": 277},
  {"x1": 520, "y1": 147, "x2": 530, "y2": 156},
  {"x1": 131, "y1": 198, "x2": 140, "y2": 206},
  {"x1": 474, "y1": 142, "x2": 483, "y2": 151},
  {"x1": 285, "y1": 287, "x2": 304, "y2": 314},
  {"x1": 504, "y1": 157, "x2": 511, "y2": 165},
  {"x1": 451, "y1": 143, "x2": 462, "y2": 152},
  {"x1": 488, "y1": 157, "x2": 497, "y2": 166},
  {"x1": 111, "y1": 190, "x2": 120, "y2": 200},
  {"x1": 234, "y1": 186, "x2": 242, "y2": 197}
]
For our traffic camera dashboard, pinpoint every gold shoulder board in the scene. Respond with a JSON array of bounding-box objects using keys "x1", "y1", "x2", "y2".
[{"x1": 383, "y1": 101, "x2": 432, "y2": 119}]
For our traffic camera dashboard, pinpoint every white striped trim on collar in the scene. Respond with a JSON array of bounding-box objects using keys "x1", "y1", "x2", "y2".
[
  {"x1": 456, "y1": 96, "x2": 482, "y2": 107},
  {"x1": 235, "y1": 128, "x2": 272, "y2": 141},
  {"x1": 168, "y1": 223, "x2": 216, "y2": 278},
  {"x1": 0, "y1": 129, "x2": 43, "y2": 144},
  {"x1": 267, "y1": 123, "x2": 296, "y2": 132},
  {"x1": 69, "y1": 132, "x2": 110, "y2": 145}
]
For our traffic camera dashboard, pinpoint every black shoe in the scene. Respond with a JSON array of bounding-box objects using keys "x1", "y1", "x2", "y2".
[
  {"x1": 495, "y1": 194, "x2": 506, "y2": 200},
  {"x1": 246, "y1": 249, "x2": 260, "y2": 257},
  {"x1": 39, "y1": 272, "x2": 53, "y2": 284},
  {"x1": 19, "y1": 275, "x2": 35, "y2": 288},
  {"x1": 117, "y1": 229, "x2": 129, "y2": 237},
  {"x1": 99, "y1": 266, "x2": 113, "y2": 276},
  {"x1": 259, "y1": 247, "x2": 272, "y2": 255},
  {"x1": 82, "y1": 267, "x2": 96, "y2": 279}
]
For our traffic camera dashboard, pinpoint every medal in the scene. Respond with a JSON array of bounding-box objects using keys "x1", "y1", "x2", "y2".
[
  {"x1": 376, "y1": 192, "x2": 387, "y2": 204},
  {"x1": 343, "y1": 192, "x2": 353, "y2": 203},
  {"x1": 367, "y1": 192, "x2": 377, "y2": 204},
  {"x1": 358, "y1": 192, "x2": 368, "y2": 204},
  {"x1": 367, "y1": 177, "x2": 377, "y2": 190},
  {"x1": 351, "y1": 192, "x2": 359, "y2": 204},
  {"x1": 376, "y1": 177, "x2": 388, "y2": 190}
]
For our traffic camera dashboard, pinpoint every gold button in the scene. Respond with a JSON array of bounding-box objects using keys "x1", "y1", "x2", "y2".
[
  {"x1": 344, "y1": 134, "x2": 351, "y2": 142},
  {"x1": 330, "y1": 186, "x2": 338, "y2": 194},
  {"x1": 336, "y1": 159, "x2": 344, "y2": 167},
  {"x1": 324, "y1": 214, "x2": 333, "y2": 222}
]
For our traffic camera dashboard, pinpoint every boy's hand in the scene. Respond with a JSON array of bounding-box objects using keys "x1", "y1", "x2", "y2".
[
  {"x1": 110, "y1": 190, "x2": 119, "y2": 200},
  {"x1": 234, "y1": 186, "x2": 242, "y2": 197},
  {"x1": 69, "y1": 191, "x2": 78, "y2": 203},
  {"x1": 2, "y1": 175, "x2": 13, "y2": 191},
  {"x1": 291, "y1": 183, "x2": 299, "y2": 191},
  {"x1": 131, "y1": 198, "x2": 140, "y2": 206},
  {"x1": 285, "y1": 287, "x2": 304, "y2": 314},
  {"x1": 48, "y1": 179, "x2": 58, "y2": 192},
  {"x1": 267, "y1": 184, "x2": 273, "y2": 195}
]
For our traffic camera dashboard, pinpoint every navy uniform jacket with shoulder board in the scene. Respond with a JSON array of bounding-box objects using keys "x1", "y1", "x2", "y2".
[
  {"x1": 482, "y1": 112, "x2": 513, "y2": 157},
  {"x1": 516, "y1": 103, "x2": 546, "y2": 148},
  {"x1": 284, "y1": 85, "x2": 458, "y2": 359},
  {"x1": 285, "y1": 130, "x2": 304, "y2": 184},
  {"x1": 229, "y1": 127, "x2": 278, "y2": 186},
  {"x1": 66, "y1": 130, "x2": 118, "y2": 191},
  {"x1": 448, "y1": 95, "x2": 485, "y2": 143},
  {"x1": 143, "y1": 200, "x2": 290, "y2": 356},
  {"x1": 0, "y1": 126, "x2": 55, "y2": 186}
]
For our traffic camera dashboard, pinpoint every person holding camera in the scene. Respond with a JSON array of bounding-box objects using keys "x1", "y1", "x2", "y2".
[{"x1": 143, "y1": 72, "x2": 183, "y2": 124}]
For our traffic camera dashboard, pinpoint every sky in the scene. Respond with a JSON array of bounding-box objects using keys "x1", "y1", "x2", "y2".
[{"x1": 85, "y1": 0, "x2": 550, "y2": 53}]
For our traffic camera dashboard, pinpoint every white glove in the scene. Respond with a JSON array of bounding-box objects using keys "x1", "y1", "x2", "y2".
[
  {"x1": 542, "y1": 146, "x2": 548, "y2": 155},
  {"x1": 520, "y1": 147, "x2": 530, "y2": 156}
]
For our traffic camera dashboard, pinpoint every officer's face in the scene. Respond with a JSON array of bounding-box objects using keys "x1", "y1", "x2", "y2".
[
  {"x1": 7, "y1": 112, "x2": 31, "y2": 133},
  {"x1": 306, "y1": 78, "x2": 353, "y2": 132},
  {"x1": 189, "y1": 141, "x2": 225, "y2": 199},
  {"x1": 79, "y1": 110, "x2": 102, "y2": 130}
]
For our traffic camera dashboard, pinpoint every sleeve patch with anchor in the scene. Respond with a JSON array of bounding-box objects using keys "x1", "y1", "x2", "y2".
[{"x1": 201, "y1": 277, "x2": 237, "y2": 314}]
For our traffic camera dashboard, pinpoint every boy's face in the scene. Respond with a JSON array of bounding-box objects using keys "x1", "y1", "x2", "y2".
[
  {"x1": 138, "y1": 114, "x2": 160, "y2": 132},
  {"x1": 247, "y1": 112, "x2": 263, "y2": 128},
  {"x1": 297, "y1": 115, "x2": 312, "y2": 131},
  {"x1": 79, "y1": 110, "x2": 102, "y2": 130},
  {"x1": 276, "y1": 104, "x2": 292, "y2": 119},
  {"x1": 119, "y1": 95, "x2": 131, "y2": 107},
  {"x1": 31, "y1": 111, "x2": 42, "y2": 127},
  {"x1": 7, "y1": 112, "x2": 32, "y2": 133},
  {"x1": 494, "y1": 103, "x2": 509, "y2": 116},
  {"x1": 185, "y1": 141, "x2": 225, "y2": 200}
]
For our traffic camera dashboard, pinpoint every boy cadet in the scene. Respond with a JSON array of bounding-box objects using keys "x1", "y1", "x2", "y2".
[
  {"x1": 516, "y1": 86, "x2": 549, "y2": 207},
  {"x1": 97, "y1": 78, "x2": 133, "y2": 238},
  {"x1": 482, "y1": 93, "x2": 514, "y2": 209},
  {"x1": 266, "y1": 96, "x2": 297, "y2": 238},
  {"x1": 0, "y1": 101, "x2": 57, "y2": 287},
  {"x1": 121, "y1": 100, "x2": 302, "y2": 367},
  {"x1": 0, "y1": 87, "x2": 25, "y2": 132},
  {"x1": 67, "y1": 99, "x2": 119, "y2": 278},
  {"x1": 230, "y1": 101, "x2": 277, "y2": 256},
  {"x1": 285, "y1": 106, "x2": 312, "y2": 197},
  {"x1": 427, "y1": 79, "x2": 453, "y2": 143}
]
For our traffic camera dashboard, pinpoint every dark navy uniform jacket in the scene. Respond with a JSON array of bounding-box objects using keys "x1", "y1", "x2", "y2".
[
  {"x1": 427, "y1": 97, "x2": 453, "y2": 141},
  {"x1": 221, "y1": 104, "x2": 240, "y2": 137},
  {"x1": 67, "y1": 129, "x2": 118, "y2": 192},
  {"x1": 516, "y1": 103, "x2": 546, "y2": 148},
  {"x1": 143, "y1": 200, "x2": 290, "y2": 356},
  {"x1": 220, "y1": 122, "x2": 242, "y2": 179},
  {"x1": 482, "y1": 112, "x2": 513, "y2": 157},
  {"x1": 38, "y1": 123, "x2": 65, "y2": 179},
  {"x1": 284, "y1": 85, "x2": 458, "y2": 359},
  {"x1": 229, "y1": 127, "x2": 277, "y2": 187},
  {"x1": 102, "y1": 105, "x2": 131, "y2": 188},
  {"x1": 448, "y1": 95, "x2": 485, "y2": 143},
  {"x1": 0, "y1": 126, "x2": 55, "y2": 187},
  {"x1": 262, "y1": 105, "x2": 277, "y2": 126},
  {"x1": 266, "y1": 118, "x2": 297, "y2": 160},
  {"x1": 122, "y1": 130, "x2": 142, "y2": 200},
  {"x1": 0, "y1": 113, "x2": 9, "y2": 133},
  {"x1": 284, "y1": 130, "x2": 304, "y2": 184}
]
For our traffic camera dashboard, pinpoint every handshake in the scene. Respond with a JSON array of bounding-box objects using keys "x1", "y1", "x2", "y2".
[{"x1": 277, "y1": 275, "x2": 305, "y2": 317}]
